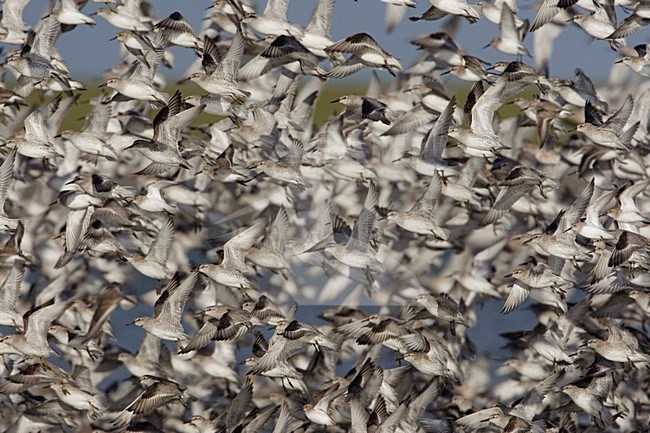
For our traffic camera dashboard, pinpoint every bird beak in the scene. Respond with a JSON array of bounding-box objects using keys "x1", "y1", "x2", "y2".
[
  {"x1": 177, "y1": 76, "x2": 191, "y2": 84},
  {"x1": 97, "y1": 83, "x2": 107, "y2": 88},
  {"x1": 615, "y1": 58, "x2": 623, "y2": 64},
  {"x1": 109, "y1": 35, "x2": 118, "y2": 41},
  {"x1": 330, "y1": 98, "x2": 340, "y2": 103},
  {"x1": 483, "y1": 43, "x2": 491, "y2": 49},
  {"x1": 503, "y1": 273, "x2": 512, "y2": 278},
  {"x1": 440, "y1": 70, "x2": 451, "y2": 76}
]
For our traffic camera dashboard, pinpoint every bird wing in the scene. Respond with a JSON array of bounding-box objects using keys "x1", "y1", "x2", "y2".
[
  {"x1": 482, "y1": 183, "x2": 537, "y2": 225},
  {"x1": 223, "y1": 221, "x2": 266, "y2": 270},
  {"x1": 277, "y1": 138, "x2": 305, "y2": 167},
  {"x1": 500, "y1": 5, "x2": 521, "y2": 43},
  {"x1": 159, "y1": 271, "x2": 198, "y2": 324},
  {"x1": 0, "y1": 148, "x2": 16, "y2": 213},
  {"x1": 502, "y1": 282, "x2": 530, "y2": 314},
  {"x1": 23, "y1": 299, "x2": 71, "y2": 346},
  {"x1": 83, "y1": 99, "x2": 111, "y2": 138},
  {"x1": 411, "y1": 172, "x2": 442, "y2": 214},
  {"x1": 555, "y1": 179, "x2": 594, "y2": 234},
  {"x1": 137, "y1": 331, "x2": 162, "y2": 363},
  {"x1": 248, "y1": 336, "x2": 307, "y2": 374},
  {"x1": 128, "y1": 381, "x2": 183, "y2": 414},
  {"x1": 24, "y1": 96, "x2": 61, "y2": 141},
  {"x1": 618, "y1": 179, "x2": 650, "y2": 212},
  {"x1": 584, "y1": 101, "x2": 604, "y2": 126},
  {"x1": 326, "y1": 32, "x2": 382, "y2": 54},
  {"x1": 0, "y1": 259, "x2": 25, "y2": 311},
  {"x1": 237, "y1": 54, "x2": 287, "y2": 81},
  {"x1": 609, "y1": 14, "x2": 649, "y2": 39},
  {"x1": 347, "y1": 185, "x2": 378, "y2": 252},
  {"x1": 145, "y1": 218, "x2": 174, "y2": 263},
  {"x1": 180, "y1": 318, "x2": 220, "y2": 353},
  {"x1": 531, "y1": 0, "x2": 561, "y2": 32},
  {"x1": 261, "y1": 207, "x2": 289, "y2": 253},
  {"x1": 306, "y1": 0, "x2": 335, "y2": 36},
  {"x1": 421, "y1": 96, "x2": 455, "y2": 162},
  {"x1": 603, "y1": 95, "x2": 633, "y2": 135},
  {"x1": 509, "y1": 371, "x2": 562, "y2": 422},
  {"x1": 212, "y1": 30, "x2": 245, "y2": 80},
  {"x1": 262, "y1": 0, "x2": 289, "y2": 20},
  {"x1": 32, "y1": 14, "x2": 61, "y2": 60},
  {"x1": 326, "y1": 55, "x2": 368, "y2": 79}
]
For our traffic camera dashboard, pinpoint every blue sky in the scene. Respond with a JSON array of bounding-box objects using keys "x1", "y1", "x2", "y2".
[{"x1": 20, "y1": 0, "x2": 645, "y2": 83}]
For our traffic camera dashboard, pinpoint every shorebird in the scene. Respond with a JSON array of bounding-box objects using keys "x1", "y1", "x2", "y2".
[
  {"x1": 153, "y1": 11, "x2": 201, "y2": 50},
  {"x1": 616, "y1": 45, "x2": 650, "y2": 78},
  {"x1": 126, "y1": 90, "x2": 202, "y2": 175},
  {"x1": 455, "y1": 371, "x2": 562, "y2": 431},
  {"x1": 246, "y1": 207, "x2": 292, "y2": 279},
  {"x1": 420, "y1": 0, "x2": 481, "y2": 23},
  {"x1": 0, "y1": 360, "x2": 68, "y2": 395},
  {"x1": 65, "y1": 173, "x2": 135, "y2": 200},
  {"x1": 112, "y1": 376, "x2": 194, "y2": 427},
  {"x1": 238, "y1": 34, "x2": 327, "y2": 81},
  {"x1": 0, "y1": 298, "x2": 72, "y2": 358},
  {"x1": 410, "y1": 32, "x2": 465, "y2": 66},
  {"x1": 484, "y1": 6, "x2": 530, "y2": 57},
  {"x1": 197, "y1": 221, "x2": 265, "y2": 291},
  {"x1": 393, "y1": 96, "x2": 457, "y2": 178},
  {"x1": 571, "y1": 2, "x2": 624, "y2": 49},
  {"x1": 4, "y1": 15, "x2": 69, "y2": 84},
  {"x1": 248, "y1": 319, "x2": 337, "y2": 374},
  {"x1": 482, "y1": 166, "x2": 556, "y2": 225},
  {"x1": 242, "y1": 295, "x2": 297, "y2": 326},
  {"x1": 243, "y1": 0, "x2": 305, "y2": 39},
  {"x1": 414, "y1": 293, "x2": 470, "y2": 334},
  {"x1": 182, "y1": 30, "x2": 249, "y2": 102},
  {"x1": 0, "y1": 0, "x2": 29, "y2": 44},
  {"x1": 54, "y1": 0, "x2": 96, "y2": 26},
  {"x1": 125, "y1": 218, "x2": 175, "y2": 280},
  {"x1": 131, "y1": 272, "x2": 198, "y2": 345},
  {"x1": 523, "y1": 179, "x2": 595, "y2": 262},
  {"x1": 248, "y1": 137, "x2": 312, "y2": 191},
  {"x1": 326, "y1": 32, "x2": 402, "y2": 78},
  {"x1": 324, "y1": 184, "x2": 383, "y2": 284},
  {"x1": 58, "y1": 98, "x2": 117, "y2": 160},
  {"x1": 300, "y1": 0, "x2": 342, "y2": 60},
  {"x1": 562, "y1": 380, "x2": 613, "y2": 429},
  {"x1": 6, "y1": 96, "x2": 63, "y2": 160},
  {"x1": 179, "y1": 308, "x2": 253, "y2": 353},
  {"x1": 332, "y1": 95, "x2": 392, "y2": 125},
  {"x1": 577, "y1": 95, "x2": 635, "y2": 151},
  {"x1": 387, "y1": 173, "x2": 450, "y2": 239},
  {"x1": 608, "y1": 3, "x2": 650, "y2": 39},
  {"x1": 502, "y1": 258, "x2": 570, "y2": 314},
  {"x1": 102, "y1": 34, "x2": 168, "y2": 104},
  {"x1": 587, "y1": 322, "x2": 650, "y2": 365}
]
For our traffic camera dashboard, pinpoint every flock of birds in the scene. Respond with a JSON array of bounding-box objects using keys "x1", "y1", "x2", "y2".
[{"x1": 0, "y1": 0, "x2": 649, "y2": 432}]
